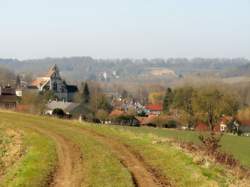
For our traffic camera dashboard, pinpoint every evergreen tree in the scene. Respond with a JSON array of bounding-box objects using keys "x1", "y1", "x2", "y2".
[
  {"x1": 163, "y1": 88, "x2": 173, "y2": 112},
  {"x1": 82, "y1": 82, "x2": 90, "y2": 104},
  {"x1": 16, "y1": 75, "x2": 21, "y2": 88}
]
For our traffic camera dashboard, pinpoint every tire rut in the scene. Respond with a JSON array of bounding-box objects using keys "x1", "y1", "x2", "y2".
[
  {"x1": 77, "y1": 127, "x2": 171, "y2": 187},
  {"x1": 30, "y1": 126, "x2": 84, "y2": 187}
]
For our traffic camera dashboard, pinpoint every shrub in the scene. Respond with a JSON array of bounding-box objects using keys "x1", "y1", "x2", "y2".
[
  {"x1": 95, "y1": 109, "x2": 109, "y2": 122},
  {"x1": 198, "y1": 132, "x2": 222, "y2": 155},
  {"x1": 214, "y1": 152, "x2": 239, "y2": 168},
  {"x1": 112, "y1": 115, "x2": 139, "y2": 126},
  {"x1": 52, "y1": 108, "x2": 65, "y2": 118},
  {"x1": 164, "y1": 120, "x2": 178, "y2": 128}
]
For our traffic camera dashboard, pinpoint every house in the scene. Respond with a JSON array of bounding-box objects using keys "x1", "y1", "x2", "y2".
[
  {"x1": 195, "y1": 122, "x2": 210, "y2": 131},
  {"x1": 0, "y1": 86, "x2": 18, "y2": 109},
  {"x1": 195, "y1": 116, "x2": 233, "y2": 132},
  {"x1": 45, "y1": 100, "x2": 80, "y2": 116},
  {"x1": 145, "y1": 105, "x2": 163, "y2": 115},
  {"x1": 30, "y1": 64, "x2": 78, "y2": 101},
  {"x1": 235, "y1": 120, "x2": 250, "y2": 136},
  {"x1": 218, "y1": 116, "x2": 233, "y2": 132},
  {"x1": 111, "y1": 97, "x2": 144, "y2": 114}
]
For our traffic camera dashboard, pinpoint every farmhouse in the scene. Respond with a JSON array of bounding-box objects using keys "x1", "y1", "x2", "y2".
[
  {"x1": 0, "y1": 85, "x2": 18, "y2": 109},
  {"x1": 30, "y1": 64, "x2": 78, "y2": 101}
]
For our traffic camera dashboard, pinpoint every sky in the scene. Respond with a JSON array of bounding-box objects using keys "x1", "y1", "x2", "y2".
[{"x1": 0, "y1": 0, "x2": 249, "y2": 59}]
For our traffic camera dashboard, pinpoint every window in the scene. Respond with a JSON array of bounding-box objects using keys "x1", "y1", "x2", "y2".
[{"x1": 53, "y1": 82, "x2": 57, "y2": 91}]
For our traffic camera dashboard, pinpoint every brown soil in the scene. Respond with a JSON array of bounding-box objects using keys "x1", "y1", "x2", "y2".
[
  {"x1": 31, "y1": 126, "x2": 84, "y2": 187},
  {"x1": 77, "y1": 127, "x2": 171, "y2": 187}
]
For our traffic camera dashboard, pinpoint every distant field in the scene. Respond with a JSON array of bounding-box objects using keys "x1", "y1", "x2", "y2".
[
  {"x1": 0, "y1": 111, "x2": 249, "y2": 187},
  {"x1": 222, "y1": 76, "x2": 250, "y2": 84},
  {"x1": 148, "y1": 68, "x2": 177, "y2": 77}
]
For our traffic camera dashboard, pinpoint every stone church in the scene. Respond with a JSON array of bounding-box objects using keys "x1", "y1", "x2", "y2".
[{"x1": 31, "y1": 65, "x2": 78, "y2": 101}]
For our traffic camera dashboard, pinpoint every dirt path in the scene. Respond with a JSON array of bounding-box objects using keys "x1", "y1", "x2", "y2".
[
  {"x1": 31, "y1": 126, "x2": 84, "y2": 187},
  {"x1": 77, "y1": 127, "x2": 171, "y2": 187}
]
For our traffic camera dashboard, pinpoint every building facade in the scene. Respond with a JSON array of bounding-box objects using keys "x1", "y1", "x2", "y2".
[
  {"x1": 0, "y1": 86, "x2": 18, "y2": 109},
  {"x1": 31, "y1": 65, "x2": 78, "y2": 101}
]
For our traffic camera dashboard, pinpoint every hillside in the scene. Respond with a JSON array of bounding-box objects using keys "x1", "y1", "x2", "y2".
[
  {"x1": 1, "y1": 57, "x2": 249, "y2": 84},
  {"x1": 0, "y1": 111, "x2": 250, "y2": 187}
]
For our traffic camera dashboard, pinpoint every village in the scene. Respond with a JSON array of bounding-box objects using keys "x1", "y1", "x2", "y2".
[
  {"x1": 1, "y1": 64, "x2": 250, "y2": 136},
  {"x1": 1, "y1": 1, "x2": 250, "y2": 186}
]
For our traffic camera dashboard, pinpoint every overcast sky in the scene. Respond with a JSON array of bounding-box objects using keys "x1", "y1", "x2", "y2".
[{"x1": 0, "y1": 0, "x2": 249, "y2": 59}]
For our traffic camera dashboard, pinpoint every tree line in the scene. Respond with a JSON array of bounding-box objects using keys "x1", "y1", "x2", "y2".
[{"x1": 162, "y1": 85, "x2": 239, "y2": 130}]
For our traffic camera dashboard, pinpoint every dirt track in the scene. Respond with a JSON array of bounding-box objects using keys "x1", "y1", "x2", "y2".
[
  {"x1": 77, "y1": 127, "x2": 171, "y2": 187},
  {"x1": 31, "y1": 126, "x2": 84, "y2": 187},
  {"x1": 29, "y1": 124, "x2": 169, "y2": 187}
]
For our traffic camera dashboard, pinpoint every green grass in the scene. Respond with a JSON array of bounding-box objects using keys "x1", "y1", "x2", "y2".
[
  {"x1": 77, "y1": 123, "x2": 238, "y2": 187},
  {"x1": 103, "y1": 125, "x2": 250, "y2": 168},
  {"x1": 0, "y1": 128, "x2": 12, "y2": 171},
  {"x1": 0, "y1": 111, "x2": 134, "y2": 187},
  {"x1": 34, "y1": 120, "x2": 134, "y2": 187},
  {"x1": 0, "y1": 113, "x2": 57, "y2": 187},
  {"x1": 0, "y1": 130, "x2": 57, "y2": 187},
  {"x1": 1, "y1": 110, "x2": 249, "y2": 187}
]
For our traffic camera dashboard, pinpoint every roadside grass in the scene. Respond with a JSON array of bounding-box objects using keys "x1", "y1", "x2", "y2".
[
  {"x1": 77, "y1": 123, "x2": 243, "y2": 187},
  {"x1": 0, "y1": 116, "x2": 57, "y2": 187},
  {"x1": 0, "y1": 130, "x2": 57, "y2": 187},
  {"x1": 0, "y1": 128, "x2": 12, "y2": 172}
]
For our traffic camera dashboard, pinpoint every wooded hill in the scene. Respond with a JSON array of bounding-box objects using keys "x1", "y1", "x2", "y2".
[{"x1": 0, "y1": 57, "x2": 249, "y2": 83}]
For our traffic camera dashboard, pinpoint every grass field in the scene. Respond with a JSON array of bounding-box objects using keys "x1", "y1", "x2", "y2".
[
  {"x1": 104, "y1": 125, "x2": 250, "y2": 168},
  {"x1": 0, "y1": 110, "x2": 249, "y2": 187}
]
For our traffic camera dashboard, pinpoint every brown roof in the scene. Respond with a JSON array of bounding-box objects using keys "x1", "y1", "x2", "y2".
[
  {"x1": 134, "y1": 117, "x2": 146, "y2": 124},
  {"x1": 31, "y1": 78, "x2": 49, "y2": 88},
  {"x1": 141, "y1": 115, "x2": 158, "y2": 125},
  {"x1": 109, "y1": 109, "x2": 125, "y2": 116},
  {"x1": 220, "y1": 116, "x2": 233, "y2": 124}
]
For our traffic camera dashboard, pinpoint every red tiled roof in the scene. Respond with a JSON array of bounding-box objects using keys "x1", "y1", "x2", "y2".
[
  {"x1": 195, "y1": 122, "x2": 220, "y2": 132},
  {"x1": 109, "y1": 109, "x2": 125, "y2": 116},
  {"x1": 195, "y1": 123, "x2": 209, "y2": 131},
  {"x1": 220, "y1": 116, "x2": 233, "y2": 124},
  {"x1": 135, "y1": 116, "x2": 147, "y2": 124},
  {"x1": 145, "y1": 105, "x2": 163, "y2": 111},
  {"x1": 31, "y1": 78, "x2": 49, "y2": 88}
]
